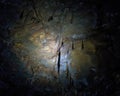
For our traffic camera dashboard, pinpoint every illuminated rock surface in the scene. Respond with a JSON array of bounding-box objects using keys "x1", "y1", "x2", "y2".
[
  {"x1": 11, "y1": 1, "x2": 96, "y2": 85},
  {"x1": 0, "y1": 0, "x2": 120, "y2": 96}
]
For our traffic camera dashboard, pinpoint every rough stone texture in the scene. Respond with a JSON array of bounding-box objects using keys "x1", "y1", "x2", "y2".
[
  {"x1": 10, "y1": 0, "x2": 97, "y2": 88},
  {"x1": 1, "y1": 0, "x2": 120, "y2": 96}
]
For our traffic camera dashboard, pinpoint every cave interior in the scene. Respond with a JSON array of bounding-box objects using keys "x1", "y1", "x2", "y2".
[{"x1": 0, "y1": 0, "x2": 120, "y2": 96}]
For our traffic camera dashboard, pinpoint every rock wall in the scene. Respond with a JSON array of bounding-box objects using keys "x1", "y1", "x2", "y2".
[{"x1": 10, "y1": 0, "x2": 97, "y2": 88}]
